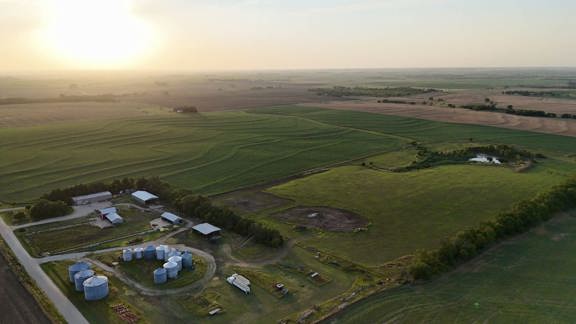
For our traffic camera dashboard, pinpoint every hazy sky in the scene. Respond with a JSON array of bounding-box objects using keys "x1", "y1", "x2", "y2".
[{"x1": 1, "y1": 0, "x2": 576, "y2": 70}]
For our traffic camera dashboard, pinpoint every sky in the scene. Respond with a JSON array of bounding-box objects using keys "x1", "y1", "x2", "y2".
[{"x1": 1, "y1": 0, "x2": 575, "y2": 71}]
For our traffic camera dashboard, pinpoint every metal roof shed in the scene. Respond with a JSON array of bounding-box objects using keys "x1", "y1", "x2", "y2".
[
  {"x1": 192, "y1": 223, "x2": 221, "y2": 236},
  {"x1": 131, "y1": 191, "x2": 159, "y2": 204},
  {"x1": 105, "y1": 212, "x2": 124, "y2": 225},
  {"x1": 98, "y1": 207, "x2": 117, "y2": 216},
  {"x1": 72, "y1": 191, "x2": 112, "y2": 205},
  {"x1": 161, "y1": 212, "x2": 183, "y2": 224}
]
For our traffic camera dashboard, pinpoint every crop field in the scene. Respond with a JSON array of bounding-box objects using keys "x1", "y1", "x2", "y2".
[
  {"x1": 328, "y1": 213, "x2": 576, "y2": 323},
  {"x1": 0, "y1": 109, "x2": 405, "y2": 202}
]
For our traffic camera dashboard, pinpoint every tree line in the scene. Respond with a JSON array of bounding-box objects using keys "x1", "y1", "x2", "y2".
[
  {"x1": 310, "y1": 86, "x2": 439, "y2": 98},
  {"x1": 41, "y1": 177, "x2": 285, "y2": 248},
  {"x1": 410, "y1": 177, "x2": 576, "y2": 280}
]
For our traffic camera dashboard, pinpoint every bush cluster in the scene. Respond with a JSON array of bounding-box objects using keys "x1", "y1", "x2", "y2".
[{"x1": 29, "y1": 200, "x2": 72, "y2": 220}]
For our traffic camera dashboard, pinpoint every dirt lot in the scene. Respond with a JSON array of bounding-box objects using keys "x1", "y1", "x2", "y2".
[
  {"x1": 216, "y1": 191, "x2": 291, "y2": 214},
  {"x1": 307, "y1": 100, "x2": 576, "y2": 138},
  {"x1": 0, "y1": 253, "x2": 50, "y2": 324},
  {"x1": 272, "y1": 206, "x2": 367, "y2": 232}
]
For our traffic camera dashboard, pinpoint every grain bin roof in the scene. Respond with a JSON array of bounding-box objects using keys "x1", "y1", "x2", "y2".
[
  {"x1": 192, "y1": 223, "x2": 221, "y2": 235},
  {"x1": 132, "y1": 190, "x2": 159, "y2": 202}
]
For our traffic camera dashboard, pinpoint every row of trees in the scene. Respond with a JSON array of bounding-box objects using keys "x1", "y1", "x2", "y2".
[
  {"x1": 410, "y1": 178, "x2": 576, "y2": 280},
  {"x1": 393, "y1": 143, "x2": 541, "y2": 172},
  {"x1": 176, "y1": 195, "x2": 284, "y2": 247},
  {"x1": 42, "y1": 177, "x2": 285, "y2": 248},
  {"x1": 29, "y1": 200, "x2": 72, "y2": 221},
  {"x1": 310, "y1": 86, "x2": 439, "y2": 98}
]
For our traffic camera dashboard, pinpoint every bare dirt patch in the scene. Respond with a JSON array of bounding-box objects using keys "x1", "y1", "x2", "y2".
[
  {"x1": 216, "y1": 191, "x2": 291, "y2": 214},
  {"x1": 272, "y1": 206, "x2": 367, "y2": 232}
]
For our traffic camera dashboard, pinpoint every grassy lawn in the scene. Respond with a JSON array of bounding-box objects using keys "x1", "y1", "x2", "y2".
[
  {"x1": 267, "y1": 160, "x2": 572, "y2": 266},
  {"x1": 17, "y1": 206, "x2": 160, "y2": 256},
  {"x1": 333, "y1": 212, "x2": 576, "y2": 323}
]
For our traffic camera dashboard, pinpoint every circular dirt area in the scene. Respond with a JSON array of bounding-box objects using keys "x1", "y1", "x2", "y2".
[{"x1": 272, "y1": 206, "x2": 368, "y2": 232}]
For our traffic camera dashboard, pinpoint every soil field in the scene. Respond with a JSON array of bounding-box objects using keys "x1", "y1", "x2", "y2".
[
  {"x1": 0, "y1": 252, "x2": 50, "y2": 324},
  {"x1": 272, "y1": 206, "x2": 367, "y2": 232},
  {"x1": 306, "y1": 101, "x2": 576, "y2": 137}
]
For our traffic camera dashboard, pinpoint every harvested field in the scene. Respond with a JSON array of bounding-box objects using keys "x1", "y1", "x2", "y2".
[
  {"x1": 216, "y1": 191, "x2": 291, "y2": 213},
  {"x1": 0, "y1": 253, "x2": 50, "y2": 324},
  {"x1": 272, "y1": 206, "x2": 367, "y2": 232},
  {"x1": 306, "y1": 100, "x2": 576, "y2": 137}
]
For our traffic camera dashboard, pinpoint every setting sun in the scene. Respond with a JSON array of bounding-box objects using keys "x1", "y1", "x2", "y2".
[{"x1": 38, "y1": 0, "x2": 154, "y2": 68}]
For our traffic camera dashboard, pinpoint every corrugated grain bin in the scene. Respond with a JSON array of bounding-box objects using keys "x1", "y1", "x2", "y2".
[
  {"x1": 155, "y1": 246, "x2": 165, "y2": 260},
  {"x1": 163, "y1": 261, "x2": 179, "y2": 279},
  {"x1": 168, "y1": 255, "x2": 183, "y2": 271},
  {"x1": 144, "y1": 245, "x2": 156, "y2": 260},
  {"x1": 122, "y1": 249, "x2": 133, "y2": 262},
  {"x1": 153, "y1": 268, "x2": 167, "y2": 284},
  {"x1": 83, "y1": 275, "x2": 109, "y2": 301},
  {"x1": 68, "y1": 261, "x2": 90, "y2": 282},
  {"x1": 134, "y1": 247, "x2": 144, "y2": 259},
  {"x1": 74, "y1": 269, "x2": 95, "y2": 292},
  {"x1": 182, "y1": 252, "x2": 194, "y2": 269},
  {"x1": 162, "y1": 245, "x2": 171, "y2": 261}
]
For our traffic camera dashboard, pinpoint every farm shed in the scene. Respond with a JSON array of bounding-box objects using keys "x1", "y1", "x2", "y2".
[
  {"x1": 105, "y1": 212, "x2": 124, "y2": 225},
  {"x1": 98, "y1": 207, "x2": 117, "y2": 218},
  {"x1": 192, "y1": 223, "x2": 222, "y2": 239},
  {"x1": 131, "y1": 191, "x2": 159, "y2": 205},
  {"x1": 161, "y1": 212, "x2": 184, "y2": 225},
  {"x1": 72, "y1": 191, "x2": 112, "y2": 205}
]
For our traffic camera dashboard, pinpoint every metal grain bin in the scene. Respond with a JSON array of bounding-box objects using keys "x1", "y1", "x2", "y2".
[
  {"x1": 163, "y1": 261, "x2": 179, "y2": 279},
  {"x1": 144, "y1": 245, "x2": 156, "y2": 260},
  {"x1": 134, "y1": 247, "x2": 144, "y2": 259},
  {"x1": 153, "y1": 268, "x2": 167, "y2": 284},
  {"x1": 182, "y1": 252, "x2": 194, "y2": 269},
  {"x1": 122, "y1": 249, "x2": 133, "y2": 262},
  {"x1": 168, "y1": 255, "x2": 183, "y2": 271},
  {"x1": 83, "y1": 275, "x2": 109, "y2": 301},
  {"x1": 155, "y1": 246, "x2": 165, "y2": 260},
  {"x1": 68, "y1": 261, "x2": 90, "y2": 283},
  {"x1": 74, "y1": 269, "x2": 95, "y2": 292}
]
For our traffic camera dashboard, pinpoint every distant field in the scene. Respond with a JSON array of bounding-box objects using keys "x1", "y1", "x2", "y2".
[
  {"x1": 0, "y1": 101, "x2": 166, "y2": 127},
  {"x1": 267, "y1": 162, "x2": 571, "y2": 265},
  {"x1": 0, "y1": 109, "x2": 404, "y2": 201},
  {"x1": 329, "y1": 213, "x2": 576, "y2": 323}
]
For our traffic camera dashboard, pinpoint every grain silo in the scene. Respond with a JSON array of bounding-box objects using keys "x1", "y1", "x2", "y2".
[
  {"x1": 134, "y1": 247, "x2": 144, "y2": 259},
  {"x1": 68, "y1": 261, "x2": 90, "y2": 282},
  {"x1": 83, "y1": 275, "x2": 109, "y2": 301},
  {"x1": 153, "y1": 268, "x2": 167, "y2": 284},
  {"x1": 163, "y1": 261, "x2": 179, "y2": 279},
  {"x1": 144, "y1": 245, "x2": 156, "y2": 260},
  {"x1": 162, "y1": 245, "x2": 171, "y2": 261},
  {"x1": 168, "y1": 255, "x2": 183, "y2": 271},
  {"x1": 74, "y1": 269, "x2": 95, "y2": 292},
  {"x1": 182, "y1": 252, "x2": 194, "y2": 269},
  {"x1": 122, "y1": 249, "x2": 133, "y2": 262},
  {"x1": 155, "y1": 246, "x2": 165, "y2": 260}
]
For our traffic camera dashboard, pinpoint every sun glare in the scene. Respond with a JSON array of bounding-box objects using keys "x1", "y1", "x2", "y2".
[{"x1": 39, "y1": 0, "x2": 154, "y2": 68}]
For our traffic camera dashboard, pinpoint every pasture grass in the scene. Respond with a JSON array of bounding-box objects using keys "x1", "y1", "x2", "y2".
[
  {"x1": 332, "y1": 213, "x2": 576, "y2": 323},
  {"x1": 267, "y1": 161, "x2": 572, "y2": 266}
]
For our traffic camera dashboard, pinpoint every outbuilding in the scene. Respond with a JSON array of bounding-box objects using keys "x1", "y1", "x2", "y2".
[
  {"x1": 161, "y1": 212, "x2": 184, "y2": 225},
  {"x1": 192, "y1": 223, "x2": 221, "y2": 239},
  {"x1": 72, "y1": 191, "x2": 112, "y2": 205},
  {"x1": 105, "y1": 212, "x2": 124, "y2": 225},
  {"x1": 131, "y1": 191, "x2": 159, "y2": 205},
  {"x1": 98, "y1": 207, "x2": 117, "y2": 218}
]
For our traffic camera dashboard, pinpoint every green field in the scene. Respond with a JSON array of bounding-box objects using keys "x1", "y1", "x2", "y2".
[
  {"x1": 329, "y1": 213, "x2": 576, "y2": 323},
  {"x1": 0, "y1": 110, "x2": 404, "y2": 202},
  {"x1": 267, "y1": 161, "x2": 572, "y2": 266}
]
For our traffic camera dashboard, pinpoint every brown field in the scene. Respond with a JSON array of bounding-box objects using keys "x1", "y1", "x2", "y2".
[
  {"x1": 306, "y1": 100, "x2": 576, "y2": 137},
  {"x1": 272, "y1": 206, "x2": 368, "y2": 232},
  {"x1": 0, "y1": 253, "x2": 50, "y2": 324}
]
